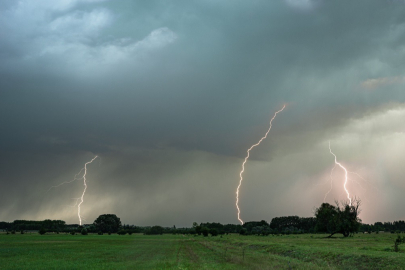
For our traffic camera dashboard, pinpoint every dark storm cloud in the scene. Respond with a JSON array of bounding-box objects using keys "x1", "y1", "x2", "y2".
[{"x1": 1, "y1": 0, "x2": 405, "y2": 225}]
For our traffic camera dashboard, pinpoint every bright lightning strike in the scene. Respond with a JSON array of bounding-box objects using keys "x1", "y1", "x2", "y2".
[
  {"x1": 236, "y1": 105, "x2": 285, "y2": 225},
  {"x1": 77, "y1": 156, "x2": 98, "y2": 225},
  {"x1": 49, "y1": 156, "x2": 98, "y2": 225},
  {"x1": 328, "y1": 142, "x2": 351, "y2": 206}
]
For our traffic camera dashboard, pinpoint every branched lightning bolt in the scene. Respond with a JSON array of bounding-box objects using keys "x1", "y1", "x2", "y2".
[
  {"x1": 47, "y1": 169, "x2": 85, "y2": 192},
  {"x1": 324, "y1": 164, "x2": 336, "y2": 202},
  {"x1": 48, "y1": 156, "x2": 98, "y2": 225},
  {"x1": 68, "y1": 198, "x2": 81, "y2": 208},
  {"x1": 328, "y1": 142, "x2": 351, "y2": 206},
  {"x1": 236, "y1": 105, "x2": 285, "y2": 224},
  {"x1": 77, "y1": 156, "x2": 98, "y2": 225}
]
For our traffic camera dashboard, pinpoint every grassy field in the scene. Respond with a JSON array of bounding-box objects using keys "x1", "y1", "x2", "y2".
[{"x1": 1, "y1": 232, "x2": 404, "y2": 269}]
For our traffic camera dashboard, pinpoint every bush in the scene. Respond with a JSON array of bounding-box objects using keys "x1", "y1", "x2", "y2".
[
  {"x1": 394, "y1": 236, "x2": 401, "y2": 252},
  {"x1": 21, "y1": 230, "x2": 24, "y2": 234},
  {"x1": 39, "y1": 228, "x2": 46, "y2": 235},
  {"x1": 108, "y1": 232, "x2": 111, "y2": 235},
  {"x1": 70, "y1": 231, "x2": 75, "y2": 235},
  {"x1": 81, "y1": 228, "x2": 88, "y2": 235},
  {"x1": 117, "y1": 230, "x2": 127, "y2": 235},
  {"x1": 98, "y1": 231, "x2": 103, "y2": 235}
]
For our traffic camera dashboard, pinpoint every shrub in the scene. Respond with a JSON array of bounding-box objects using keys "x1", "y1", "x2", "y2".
[
  {"x1": 394, "y1": 242, "x2": 400, "y2": 252},
  {"x1": 21, "y1": 230, "x2": 24, "y2": 234},
  {"x1": 11, "y1": 230, "x2": 16, "y2": 235},
  {"x1": 70, "y1": 231, "x2": 75, "y2": 235},
  {"x1": 39, "y1": 228, "x2": 46, "y2": 235},
  {"x1": 98, "y1": 231, "x2": 103, "y2": 235},
  {"x1": 81, "y1": 228, "x2": 88, "y2": 235},
  {"x1": 394, "y1": 235, "x2": 403, "y2": 252},
  {"x1": 117, "y1": 230, "x2": 127, "y2": 235}
]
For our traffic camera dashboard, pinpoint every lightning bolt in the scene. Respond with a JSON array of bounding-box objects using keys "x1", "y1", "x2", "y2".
[
  {"x1": 323, "y1": 164, "x2": 336, "y2": 202},
  {"x1": 77, "y1": 156, "x2": 98, "y2": 225},
  {"x1": 47, "y1": 169, "x2": 85, "y2": 192},
  {"x1": 328, "y1": 142, "x2": 351, "y2": 206},
  {"x1": 48, "y1": 156, "x2": 98, "y2": 225},
  {"x1": 236, "y1": 105, "x2": 285, "y2": 224}
]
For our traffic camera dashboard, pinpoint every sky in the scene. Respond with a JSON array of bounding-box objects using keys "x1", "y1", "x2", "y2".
[{"x1": 1, "y1": 0, "x2": 405, "y2": 227}]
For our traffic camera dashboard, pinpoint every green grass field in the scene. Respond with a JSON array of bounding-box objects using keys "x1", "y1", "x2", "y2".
[{"x1": 1, "y1": 232, "x2": 404, "y2": 269}]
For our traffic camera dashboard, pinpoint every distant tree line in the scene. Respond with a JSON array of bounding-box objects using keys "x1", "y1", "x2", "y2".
[
  {"x1": 360, "y1": 220, "x2": 405, "y2": 234},
  {"x1": 270, "y1": 216, "x2": 316, "y2": 234},
  {"x1": 2, "y1": 201, "x2": 404, "y2": 237},
  {"x1": 0, "y1": 220, "x2": 66, "y2": 232}
]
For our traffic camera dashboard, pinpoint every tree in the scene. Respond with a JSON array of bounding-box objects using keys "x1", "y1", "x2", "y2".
[
  {"x1": 201, "y1": 227, "x2": 209, "y2": 237},
  {"x1": 209, "y1": 228, "x2": 218, "y2": 236},
  {"x1": 314, "y1": 203, "x2": 339, "y2": 235},
  {"x1": 195, "y1": 225, "x2": 202, "y2": 235},
  {"x1": 144, "y1": 226, "x2": 164, "y2": 235},
  {"x1": 93, "y1": 214, "x2": 122, "y2": 233},
  {"x1": 315, "y1": 200, "x2": 361, "y2": 237}
]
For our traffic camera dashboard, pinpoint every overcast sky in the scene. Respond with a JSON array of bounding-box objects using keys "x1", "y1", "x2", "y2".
[{"x1": 1, "y1": 0, "x2": 405, "y2": 227}]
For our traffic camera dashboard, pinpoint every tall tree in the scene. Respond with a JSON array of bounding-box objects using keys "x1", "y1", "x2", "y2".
[
  {"x1": 93, "y1": 214, "x2": 122, "y2": 233},
  {"x1": 315, "y1": 200, "x2": 361, "y2": 237}
]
